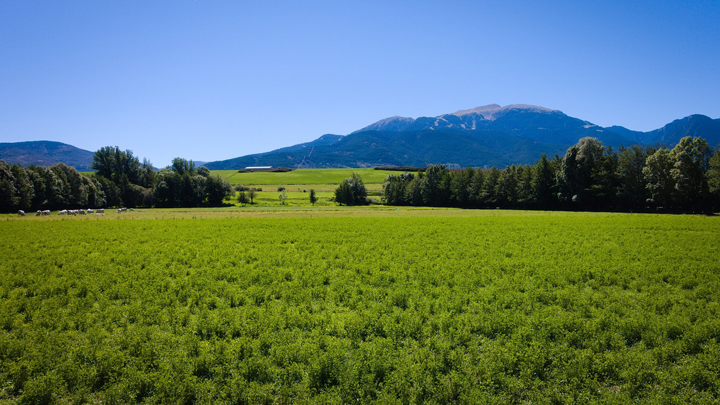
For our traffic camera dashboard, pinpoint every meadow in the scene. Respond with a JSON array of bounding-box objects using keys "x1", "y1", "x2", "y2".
[
  {"x1": 1, "y1": 209, "x2": 719, "y2": 404},
  {"x1": 212, "y1": 169, "x2": 396, "y2": 186},
  {"x1": 213, "y1": 168, "x2": 389, "y2": 207}
]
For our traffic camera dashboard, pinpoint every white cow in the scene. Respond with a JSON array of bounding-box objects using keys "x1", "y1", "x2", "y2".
[
  {"x1": 96, "y1": 208, "x2": 105, "y2": 214},
  {"x1": 18, "y1": 210, "x2": 25, "y2": 216},
  {"x1": 36, "y1": 210, "x2": 42, "y2": 216},
  {"x1": 58, "y1": 210, "x2": 67, "y2": 215},
  {"x1": 87, "y1": 209, "x2": 94, "y2": 214},
  {"x1": 42, "y1": 210, "x2": 50, "y2": 216},
  {"x1": 79, "y1": 209, "x2": 86, "y2": 215}
]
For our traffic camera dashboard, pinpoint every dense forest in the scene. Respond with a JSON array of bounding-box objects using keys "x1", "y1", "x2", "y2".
[
  {"x1": 0, "y1": 146, "x2": 232, "y2": 212},
  {"x1": 381, "y1": 136, "x2": 720, "y2": 213}
]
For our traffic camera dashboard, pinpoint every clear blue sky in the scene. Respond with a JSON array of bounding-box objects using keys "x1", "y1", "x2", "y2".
[{"x1": 2, "y1": 1, "x2": 719, "y2": 166}]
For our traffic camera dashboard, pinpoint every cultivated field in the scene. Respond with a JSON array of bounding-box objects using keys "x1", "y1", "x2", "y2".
[
  {"x1": 213, "y1": 168, "x2": 391, "y2": 207},
  {"x1": 212, "y1": 168, "x2": 396, "y2": 186},
  {"x1": 1, "y1": 209, "x2": 719, "y2": 403}
]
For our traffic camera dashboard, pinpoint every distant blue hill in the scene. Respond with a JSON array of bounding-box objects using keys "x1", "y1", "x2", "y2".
[
  {"x1": 0, "y1": 140, "x2": 95, "y2": 171},
  {"x1": 205, "y1": 104, "x2": 720, "y2": 169}
]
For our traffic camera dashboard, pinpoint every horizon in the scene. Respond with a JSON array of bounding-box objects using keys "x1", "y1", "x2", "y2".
[{"x1": 2, "y1": 1, "x2": 719, "y2": 166}]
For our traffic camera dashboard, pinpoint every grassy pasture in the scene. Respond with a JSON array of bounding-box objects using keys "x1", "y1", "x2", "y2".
[
  {"x1": 1, "y1": 210, "x2": 719, "y2": 403},
  {"x1": 216, "y1": 168, "x2": 388, "y2": 207},
  {"x1": 213, "y1": 168, "x2": 396, "y2": 186}
]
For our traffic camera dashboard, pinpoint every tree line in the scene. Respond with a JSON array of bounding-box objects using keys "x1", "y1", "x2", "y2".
[
  {"x1": 0, "y1": 146, "x2": 232, "y2": 212},
  {"x1": 381, "y1": 136, "x2": 720, "y2": 213}
]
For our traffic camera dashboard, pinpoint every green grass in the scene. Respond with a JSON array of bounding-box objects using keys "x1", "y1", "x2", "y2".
[
  {"x1": 212, "y1": 168, "x2": 400, "y2": 186},
  {"x1": 218, "y1": 168, "x2": 389, "y2": 207},
  {"x1": 1, "y1": 210, "x2": 719, "y2": 403},
  {"x1": 229, "y1": 187, "x2": 382, "y2": 208}
]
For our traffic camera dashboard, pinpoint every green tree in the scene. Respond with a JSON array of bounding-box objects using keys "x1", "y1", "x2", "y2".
[
  {"x1": 479, "y1": 167, "x2": 501, "y2": 207},
  {"x1": 137, "y1": 158, "x2": 156, "y2": 188},
  {"x1": 516, "y1": 165, "x2": 533, "y2": 208},
  {"x1": 52, "y1": 163, "x2": 89, "y2": 208},
  {"x1": 10, "y1": 164, "x2": 33, "y2": 211},
  {"x1": 153, "y1": 170, "x2": 179, "y2": 207},
  {"x1": 382, "y1": 173, "x2": 413, "y2": 205},
  {"x1": 708, "y1": 145, "x2": 720, "y2": 211},
  {"x1": 669, "y1": 136, "x2": 712, "y2": 211},
  {"x1": 468, "y1": 169, "x2": 485, "y2": 207},
  {"x1": 83, "y1": 175, "x2": 105, "y2": 208},
  {"x1": 0, "y1": 161, "x2": 18, "y2": 212},
  {"x1": 248, "y1": 188, "x2": 257, "y2": 204},
  {"x1": 27, "y1": 165, "x2": 65, "y2": 209},
  {"x1": 404, "y1": 174, "x2": 423, "y2": 206},
  {"x1": 334, "y1": 180, "x2": 352, "y2": 205},
  {"x1": 309, "y1": 189, "x2": 318, "y2": 206},
  {"x1": 643, "y1": 148, "x2": 675, "y2": 210},
  {"x1": 205, "y1": 176, "x2": 231, "y2": 206},
  {"x1": 334, "y1": 173, "x2": 367, "y2": 206},
  {"x1": 496, "y1": 165, "x2": 521, "y2": 208},
  {"x1": 92, "y1": 146, "x2": 142, "y2": 184},
  {"x1": 616, "y1": 145, "x2": 648, "y2": 211},
  {"x1": 171, "y1": 157, "x2": 196, "y2": 176},
  {"x1": 196, "y1": 166, "x2": 210, "y2": 177},
  {"x1": 450, "y1": 167, "x2": 475, "y2": 207},
  {"x1": 591, "y1": 146, "x2": 619, "y2": 208},
  {"x1": 420, "y1": 164, "x2": 451, "y2": 206},
  {"x1": 558, "y1": 137, "x2": 605, "y2": 207},
  {"x1": 27, "y1": 167, "x2": 48, "y2": 210},
  {"x1": 238, "y1": 191, "x2": 248, "y2": 206},
  {"x1": 532, "y1": 154, "x2": 555, "y2": 209},
  {"x1": 93, "y1": 174, "x2": 121, "y2": 208},
  {"x1": 91, "y1": 147, "x2": 153, "y2": 207}
]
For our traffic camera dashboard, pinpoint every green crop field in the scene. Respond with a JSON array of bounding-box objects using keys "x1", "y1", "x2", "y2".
[
  {"x1": 1, "y1": 209, "x2": 719, "y2": 403},
  {"x1": 212, "y1": 168, "x2": 397, "y2": 186},
  {"x1": 215, "y1": 168, "x2": 389, "y2": 207}
]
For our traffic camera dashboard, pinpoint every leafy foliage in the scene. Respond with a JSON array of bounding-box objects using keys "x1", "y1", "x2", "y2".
[
  {"x1": 382, "y1": 136, "x2": 719, "y2": 213},
  {"x1": 0, "y1": 160, "x2": 106, "y2": 211},
  {"x1": 334, "y1": 173, "x2": 368, "y2": 205}
]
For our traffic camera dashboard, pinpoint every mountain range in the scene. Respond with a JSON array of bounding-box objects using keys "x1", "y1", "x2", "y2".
[
  {"x1": 204, "y1": 104, "x2": 720, "y2": 169},
  {"x1": 2, "y1": 104, "x2": 719, "y2": 170}
]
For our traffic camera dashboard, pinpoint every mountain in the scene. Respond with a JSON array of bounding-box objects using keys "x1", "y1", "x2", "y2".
[
  {"x1": 354, "y1": 104, "x2": 634, "y2": 146},
  {"x1": 268, "y1": 134, "x2": 344, "y2": 154},
  {"x1": 0, "y1": 141, "x2": 95, "y2": 171},
  {"x1": 644, "y1": 115, "x2": 720, "y2": 147},
  {"x1": 206, "y1": 134, "x2": 344, "y2": 169},
  {"x1": 205, "y1": 128, "x2": 569, "y2": 170},
  {"x1": 204, "y1": 104, "x2": 720, "y2": 169},
  {"x1": 6, "y1": 106, "x2": 718, "y2": 171}
]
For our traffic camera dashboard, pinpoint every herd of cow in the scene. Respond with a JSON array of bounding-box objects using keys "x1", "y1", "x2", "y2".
[{"x1": 17, "y1": 207, "x2": 134, "y2": 216}]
